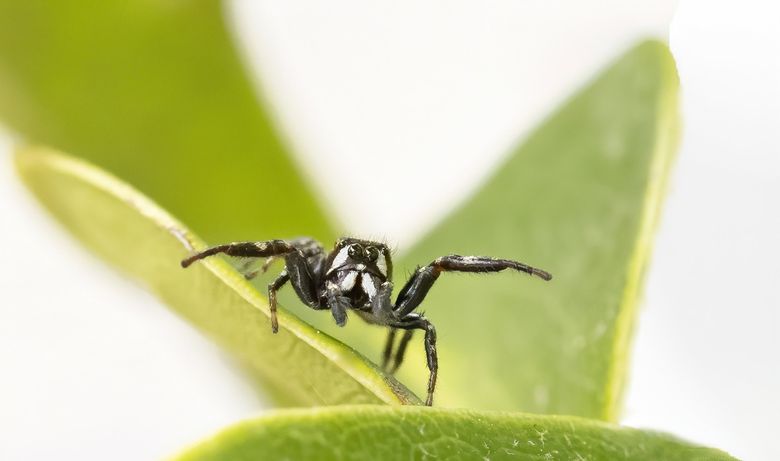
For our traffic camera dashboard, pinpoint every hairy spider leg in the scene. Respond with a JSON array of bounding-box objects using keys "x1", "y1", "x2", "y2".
[
  {"x1": 180, "y1": 240, "x2": 297, "y2": 268},
  {"x1": 250, "y1": 238, "x2": 324, "y2": 280},
  {"x1": 388, "y1": 329, "x2": 414, "y2": 373},
  {"x1": 381, "y1": 328, "x2": 397, "y2": 369},
  {"x1": 380, "y1": 327, "x2": 413, "y2": 373},
  {"x1": 394, "y1": 254, "x2": 552, "y2": 317},
  {"x1": 267, "y1": 271, "x2": 289, "y2": 333},
  {"x1": 283, "y1": 250, "x2": 322, "y2": 308},
  {"x1": 391, "y1": 313, "x2": 438, "y2": 406},
  {"x1": 181, "y1": 239, "x2": 328, "y2": 332},
  {"x1": 387, "y1": 254, "x2": 553, "y2": 405}
]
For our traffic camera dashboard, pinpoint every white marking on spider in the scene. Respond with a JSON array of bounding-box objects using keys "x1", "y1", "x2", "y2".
[
  {"x1": 328, "y1": 247, "x2": 350, "y2": 274},
  {"x1": 375, "y1": 252, "x2": 388, "y2": 276},
  {"x1": 339, "y1": 271, "x2": 358, "y2": 291},
  {"x1": 361, "y1": 274, "x2": 377, "y2": 300}
]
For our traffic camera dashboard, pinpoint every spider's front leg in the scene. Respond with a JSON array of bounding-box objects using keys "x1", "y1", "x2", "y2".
[
  {"x1": 180, "y1": 239, "x2": 297, "y2": 268},
  {"x1": 394, "y1": 254, "x2": 552, "y2": 317},
  {"x1": 387, "y1": 254, "x2": 552, "y2": 405},
  {"x1": 181, "y1": 238, "x2": 325, "y2": 333}
]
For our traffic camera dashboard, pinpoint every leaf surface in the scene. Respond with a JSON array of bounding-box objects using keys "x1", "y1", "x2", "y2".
[
  {"x1": 173, "y1": 406, "x2": 735, "y2": 461},
  {"x1": 15, "y1": 146, "x2": 420, "y2": 407}
]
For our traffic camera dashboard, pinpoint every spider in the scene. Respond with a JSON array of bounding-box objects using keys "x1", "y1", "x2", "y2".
[{"x1": 181, "y1": 237, "x2": 552, "y2": 406}]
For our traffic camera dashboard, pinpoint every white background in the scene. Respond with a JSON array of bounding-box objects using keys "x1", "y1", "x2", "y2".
[{"x1": 1, "y1": 1, "x2": 778, "y2": 460}]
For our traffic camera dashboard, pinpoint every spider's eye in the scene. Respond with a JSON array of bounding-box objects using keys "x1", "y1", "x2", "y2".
[
  {"x1": 347, "y1": 244, "x2": 361, "y2": 258},
  {"x1": 365, "y1": 246, "x2": 379, "y2": 262}
]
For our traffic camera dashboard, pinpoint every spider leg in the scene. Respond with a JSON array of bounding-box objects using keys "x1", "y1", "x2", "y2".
[
  {"x1": 180, "y1": 239, "x2": 297, "y2": 268},
  {"x1": 244, "y1": 269, "x2": 263, "y2": 280},
  {"x1": 381, "y1": 328, "x2": 397, "y2": 370},
  {"x1": 266, "y1": 248, "x2": 327, "y2": 332},
  {"x1": 364, "y1": 282, "x2": 410, "y2": 371},
  {"x1": 182, "y1": 238, "x2": 328, "y2": 332},
  {"x1": 434, "y1": 254, "x2": 552, "y2": 280},
  {"x1": 259, "y1": 238, "x2": 323, "y2": 278},
  {"x1": 271, "y1": 249, "x2": 327, "y2": 331},
  {"x1": 289, "y1": 237, "x2": 326, "y2": 258},
  {"x1": 239, "y1": 259, "x2": 261, "y2": 280},
  {"x1": 259, "y1": 256, "x2": 278, "y2": 274},
  {"x1": 284, "y1": 250, "x2": 323, "y2": 309},
  {"x1": 267, "y1": 271, "x2": 289, "y2": 333},
  {"x1": 380, "y1": 328, "x2": 414, "y2": 373},
  {"x1": 391, "y1": 313, "x2": 437, "y2": 406},
  {"x1": 388, "y1": 330, "x2": 414, "y2": 374},
  {"x1": 394, "y1": 254, "x2": 551, "y2": 316}
]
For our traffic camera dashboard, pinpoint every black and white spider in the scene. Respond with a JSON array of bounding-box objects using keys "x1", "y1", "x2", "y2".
[{"x1": 181, "y1": 237, "x2": 552, "y2": 406}]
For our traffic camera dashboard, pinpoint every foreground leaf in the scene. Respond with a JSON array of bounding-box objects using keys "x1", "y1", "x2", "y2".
[
  {"x1": 15, "y1": 146, "x2": 419, "y2": 407},
  {"x1": 0, "y1": 1, "x2": 334, "y2": 244},
  {"x1": 327, "y1": 40, "x2": 680, "y2": 419},
  {"x1": 173, "y1": 406, "x2": 735, "y2": 461}
]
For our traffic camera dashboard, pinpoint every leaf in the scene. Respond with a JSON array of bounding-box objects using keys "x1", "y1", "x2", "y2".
[
  {"x1": 0, "y1": 1, "x2": 334, "y2": 244},
  {"x1": 324, "y1": 40, "x2": 680, "y2": 420},
  {"x1": 172, "y1": 406, "x2": 735, "y2": 461},
  {"x1": 15, "y1": 145, "x2": 420, "y2": 407}
]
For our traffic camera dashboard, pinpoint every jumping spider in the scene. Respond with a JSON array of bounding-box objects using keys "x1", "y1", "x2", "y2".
[{"x1": 181, "y1": 237, "x2": 552, "y2": 406}]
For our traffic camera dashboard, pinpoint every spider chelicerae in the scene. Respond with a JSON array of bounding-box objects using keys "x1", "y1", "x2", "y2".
[{"x1": 181, "y1": 237, "x2": 552, "y2": 406}]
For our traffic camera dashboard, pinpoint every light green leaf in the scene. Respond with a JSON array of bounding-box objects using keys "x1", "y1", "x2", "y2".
[
  {"x1": 0, "y1": 1, "x2": 334, "y2": 244},
  {"x1": 325, "y1": 40, "x2": 680, "y2": 420},
  {"x1": 15, "y1": 146, "x2": 420, "y2": 407},
  {"x1": 173, "y1": 406, "x2": 735, "y2": 461}
]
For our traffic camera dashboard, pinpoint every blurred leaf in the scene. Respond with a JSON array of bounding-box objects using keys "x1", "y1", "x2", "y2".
[
  {"x1": 0, "y1": 1, "x2": 334, "y2": 244},
  {"x1": 173, "y1": 405, "x2": 734, "y2": 461},
  {"x1": 329, "y1": 40, "x2": 680, "y2": 420},
  {"x1": 15, "y1": 146, "x2": 420, "y2": 407}
]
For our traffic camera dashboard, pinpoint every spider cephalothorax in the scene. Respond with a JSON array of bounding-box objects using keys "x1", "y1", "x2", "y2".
[
  {"x1": 181, "y1": 236, "x2": 551, "y2": 406},
  {"x1": 322, "y1": 238, "x2": 392, "y2": 324}
]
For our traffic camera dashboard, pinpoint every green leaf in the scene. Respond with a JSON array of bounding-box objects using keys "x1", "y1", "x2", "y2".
[
  {"x1": 172, "y1": 406, "x2": 735, "y2": 461},
  {"x1": 15, "y1": 145, "x2": 420, "y2": 407},
  {"x1": 325, "y1": 40, "x2": 680, "y2": 420},
  {"x1": 0, "y1": 1, "x2": 334, "y2": 244}
]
